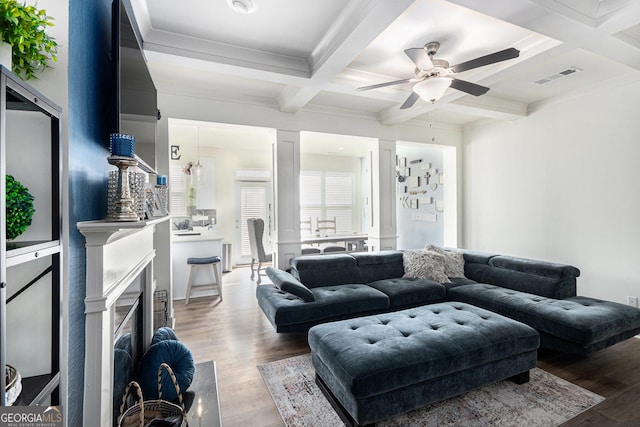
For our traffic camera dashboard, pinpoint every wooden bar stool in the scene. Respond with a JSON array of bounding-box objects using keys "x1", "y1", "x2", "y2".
[{"x1": 185, "y1": 256, "x2": 222, "y2": 305}]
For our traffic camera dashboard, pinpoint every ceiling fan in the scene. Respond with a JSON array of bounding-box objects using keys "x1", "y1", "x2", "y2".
[{"x1": 356, "y1": 42, "x2": 520, "y2": 109}]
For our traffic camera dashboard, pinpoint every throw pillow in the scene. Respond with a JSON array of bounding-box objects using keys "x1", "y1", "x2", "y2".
[
  {"x1": 136, "y1": 340, "x2": 195, "y2": 401},
  {"x1": 266, "y1": 267, "x2": 316, "y2": 302},
  {"x1": 403, "y1": 250, "x2": 448, "y2": 283},
  {"x1": 151, "y1": 327, "x2": 180, "y2": 345},
  {"x1": 425, "y1": 244, "x2": 466, "y2": 278}
]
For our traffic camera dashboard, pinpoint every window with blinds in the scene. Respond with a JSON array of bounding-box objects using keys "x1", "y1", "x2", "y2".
[
  {"x1": 300, "y1": 171, "x2": 354, "y2": 234},
  {"x1": 169, "y1": 164, "x2": 187, "y2": 216}
]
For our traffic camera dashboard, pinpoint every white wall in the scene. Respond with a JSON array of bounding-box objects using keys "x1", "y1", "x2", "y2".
[
  {"x1": 462, "y1": 77, "x2": 640, "y2": 304},
  {"x1": 395, "y1": 143, "x2": 445, "y2": 249}
]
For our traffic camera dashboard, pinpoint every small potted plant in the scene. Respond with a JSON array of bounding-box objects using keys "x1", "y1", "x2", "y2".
[
  {"x1": 0, "y1": 0, "x2": 58, "y2": 80},
  {"x1": 5, "y1": 174, "x2": 35, "y2": 240}
]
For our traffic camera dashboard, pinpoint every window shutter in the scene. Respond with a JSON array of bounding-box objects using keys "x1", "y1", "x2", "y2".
[{"x1": 169, "y1": 164, "x2": 187, "y2": 216}]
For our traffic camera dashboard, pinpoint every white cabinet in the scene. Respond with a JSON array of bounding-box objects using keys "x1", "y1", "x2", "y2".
[{"x1": 171, "y1": 233, "x2": 223, "y2": 300}]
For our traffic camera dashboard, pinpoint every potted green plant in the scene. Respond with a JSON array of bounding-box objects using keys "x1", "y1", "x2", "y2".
[
  {"x1": 0, "y1": 0, "x2": 57, "y2": 80},
  {"x1": 5, "y1": 174, "x2": 35, "y2": 240}
]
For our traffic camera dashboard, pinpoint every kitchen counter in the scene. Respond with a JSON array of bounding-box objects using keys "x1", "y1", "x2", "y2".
[{"x1": 172, "y1": 231, "x2": 225, "y2": 300}]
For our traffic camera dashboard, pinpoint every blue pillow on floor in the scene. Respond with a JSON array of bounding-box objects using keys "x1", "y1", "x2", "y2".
[
  {"x1": 152, "y1": 327, "x2": 180, "y2": 345},
  {"x1": 136, "y1": 340, "x2": 195, "y2": 401}
]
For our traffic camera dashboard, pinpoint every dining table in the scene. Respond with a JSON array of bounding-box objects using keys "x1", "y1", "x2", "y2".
[{"x1": 302, "y1": 233, "x2": 368, "y2": 252}]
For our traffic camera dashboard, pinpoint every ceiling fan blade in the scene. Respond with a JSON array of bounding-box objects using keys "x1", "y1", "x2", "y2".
[
  {"x1": 356, "y1": 78, "x2": 412, "y2": 91},
  {"x1": 451, "y1": 47, "x2": 520, "y2": 73},
  {"x1": 399, "y1": 92, "x2": 420, "y2": 110},
  {"x1": 404, "y1": 48, "x2": 434, "y2": 70},
  {"x1": 450, "y1": 78, "x2": 490, "y2": 96}
]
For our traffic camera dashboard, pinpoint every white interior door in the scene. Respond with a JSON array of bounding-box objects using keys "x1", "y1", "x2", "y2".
[{"x1": 235, "y1": 181, "x2": 272, "y2": 264}]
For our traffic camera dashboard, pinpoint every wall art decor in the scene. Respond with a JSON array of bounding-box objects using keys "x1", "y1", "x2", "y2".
[
  {"x1": 423, "y1": 171, "x2": 431, "y2": 184},
  {"x1": 435, "y1": 200, "x2": 444, "y2": 211},
  {"x1": 406, "y1": 176, "x2": 420, "y2": 187}
]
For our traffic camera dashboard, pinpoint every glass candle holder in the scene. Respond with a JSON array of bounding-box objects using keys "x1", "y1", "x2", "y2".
[{"x1": 109, "y1": 133, "x2": 135, "y2": 158}]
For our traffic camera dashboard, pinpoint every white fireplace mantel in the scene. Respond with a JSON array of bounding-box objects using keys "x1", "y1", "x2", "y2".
[{"x1": 78, "y1": 216, "x2": 169, "y2": 427}]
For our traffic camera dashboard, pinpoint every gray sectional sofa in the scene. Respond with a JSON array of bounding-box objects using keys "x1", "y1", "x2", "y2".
[{"x1": 257, "y1": 249, "x2": 640, "y2": 355}]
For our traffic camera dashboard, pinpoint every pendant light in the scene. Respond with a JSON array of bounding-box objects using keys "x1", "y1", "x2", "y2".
[{"x1": 193, "y1": 126, "x2": 204, "y2": 183}]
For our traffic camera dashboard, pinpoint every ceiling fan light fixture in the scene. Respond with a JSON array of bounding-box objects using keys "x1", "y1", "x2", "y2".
[
  {"x1": 227, "y1": 0, "x2": 258, "y2": 14},
  {"x1": 413, "y1": 78, "x2": 451, "y2": 103}
]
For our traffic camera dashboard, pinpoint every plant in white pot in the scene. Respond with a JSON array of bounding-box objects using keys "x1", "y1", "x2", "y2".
[{"x1": 0, "y1": 0, "x2": 57, "y2": 79}]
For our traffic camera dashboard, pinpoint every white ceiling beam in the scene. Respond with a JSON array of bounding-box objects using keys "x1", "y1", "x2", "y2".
[
  {"x1": 445, "y1": 0, "x2": 640, "y2": 70},
  {"x1": 445, "y1": 96, "x2": 528, "y2": 120},
  {"x1": 276, "y1": 0, "x2": 414, "y2": 113}
]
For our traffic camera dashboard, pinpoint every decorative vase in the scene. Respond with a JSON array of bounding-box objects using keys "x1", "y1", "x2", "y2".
[{"x1": 0, "y1": 42, "x2": 12, "y2": 71}]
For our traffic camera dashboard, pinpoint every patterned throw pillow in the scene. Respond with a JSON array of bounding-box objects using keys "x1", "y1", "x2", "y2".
[
  {"x1": 425, "y1": 244, "x2": 466, "y2": 279},
  {"x1": 402, "y1": 250, "x2": 449, "y2": 283}
]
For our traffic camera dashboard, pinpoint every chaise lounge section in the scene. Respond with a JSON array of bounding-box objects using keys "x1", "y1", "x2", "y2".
[{"x1": 447, "y1": 251, "x2": 640, "y2": 355}]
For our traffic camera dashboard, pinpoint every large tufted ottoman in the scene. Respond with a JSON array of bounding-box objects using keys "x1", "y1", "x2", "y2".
[
  {"x1": 308, "y1": 302, "x2": 539, "y2": 426},
  {"x1": 449, "y1": 284, "x2": 640, "y2": 355}
]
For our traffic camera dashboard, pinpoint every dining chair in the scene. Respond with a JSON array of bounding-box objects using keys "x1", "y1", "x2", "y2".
[
  {"x1": 300, "y1": 217, "x2": 313, "y2": 238},
  {"x1": 316, "y1": 217, "x2": 337, "y2": 236},
  {"x1": 316, "y1": 216, "x2": 346, "y2": 253},
  {"x1": 247, "y1": 218, "x2": 272, "y2": 284}
]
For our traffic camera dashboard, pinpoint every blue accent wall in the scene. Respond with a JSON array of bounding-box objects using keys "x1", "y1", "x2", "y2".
[{"x1": 68, "y1": 0, "x2": 113, "y2": 424}]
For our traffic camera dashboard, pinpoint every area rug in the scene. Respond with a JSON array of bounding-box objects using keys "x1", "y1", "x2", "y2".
[{"x1": 257, "y1": 354, "x2": 604, "y2": 427}]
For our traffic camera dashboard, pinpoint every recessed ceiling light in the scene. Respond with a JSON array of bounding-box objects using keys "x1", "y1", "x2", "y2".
[{"x1": 227, "y1": 0, "x2": 258, "y2": 14}]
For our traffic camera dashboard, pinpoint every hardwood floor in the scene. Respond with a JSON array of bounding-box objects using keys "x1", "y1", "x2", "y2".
[{"x1": 173, "y1": 266, "x2": 640, "y2": 426}]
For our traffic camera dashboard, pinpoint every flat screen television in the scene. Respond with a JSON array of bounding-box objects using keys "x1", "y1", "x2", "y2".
[{"x1": 112, "y1": 0, "x2": 158, "y2": 168}]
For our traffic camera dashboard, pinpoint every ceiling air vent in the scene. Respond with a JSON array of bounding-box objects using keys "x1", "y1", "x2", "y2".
[{"x1": 532, "y1": 67, "x2": 582, "y2": 85}]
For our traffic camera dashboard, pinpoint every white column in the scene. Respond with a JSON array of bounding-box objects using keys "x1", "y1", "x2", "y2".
[
  {"x1": 155, "y1": 115, "x2": 174, "y2": 327},
  {"x1": 273, "y1": 130, "x2": 301, "y2": 268},
  {"x1": 367, "y1": 139, "x2": 397, "y2": 251}
]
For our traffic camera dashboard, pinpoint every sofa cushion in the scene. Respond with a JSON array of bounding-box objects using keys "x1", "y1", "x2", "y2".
[
  {"x1": 256, "y1": 283, "x2": 389, "y2": 328},
  {"x1": 402, "y1": 250, "x2": 448, "y2": 283},
  {"x1": 489, "y1": 256, "x2": 580, "y2": 279},
  {"x1": 479, "y1": 265, "x2": 576, "y2": 299},
  {"x1": 291, "y1": 254, "x2": 362, "y2": 288},
  {"x1": 367, "y1": 278, "x2": 446, "y2": 309},
  {"x1": 425, "y1": 245, "x2": 465, "y2": 278},
  {"x1": 266, "y1": 266, "x2": 315, "y2": 302},
  {"x1": 351, "y1": 251, "x2": 404, "y2": 283}
]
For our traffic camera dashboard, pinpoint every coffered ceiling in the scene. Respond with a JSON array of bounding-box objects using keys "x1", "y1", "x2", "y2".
[{"x1": 129, "y1": 0, "x2": 640, "y2": 127}]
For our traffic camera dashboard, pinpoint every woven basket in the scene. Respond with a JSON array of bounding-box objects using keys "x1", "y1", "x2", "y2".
[
  {"x1": 118, "y1": 363, "x2": 187, "y2": 427},
  {"x1": 5, "y1": 365, "x2": 21, "y2": 406}
]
